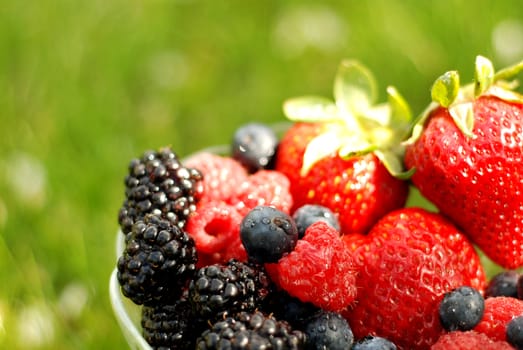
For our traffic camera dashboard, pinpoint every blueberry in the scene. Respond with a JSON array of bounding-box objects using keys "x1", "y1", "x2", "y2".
[
  {"x1": 232, "y1": 122, "x2": 279, "y2": 172},
  {"x1": 485, "y1": 270, "x2": 520, "y2": 298},
  {"x1": 293, "y1": 204, "x2": 340, "y2": 238},
  {"x1": 304, "y1": 311, "x2": 353, "y2": 350},
  {"x1": 352, "y1": 336, "x2": 397, "y2": 350},
  {"x1": 517, "y1": 274, "x2": 523, "y2": 300},
  {"x1": 240, "y1": 206, "x2": 298, "y2": 263},
  {"x1": 507, "y1": 315, "x2": 523, "y2": 350},
  {"x1": 439, "y1": 286, "x2": 484, "y2": 331}
]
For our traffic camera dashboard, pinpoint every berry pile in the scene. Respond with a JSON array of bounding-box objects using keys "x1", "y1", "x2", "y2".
[{"x1": 115, "y1": 56, "x2": 523, "y2": 349}]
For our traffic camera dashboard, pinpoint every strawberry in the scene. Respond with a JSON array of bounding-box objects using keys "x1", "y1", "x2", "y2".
[
  {"x1": 275, "y1": 60, "x2": 412, "y2": 235},
  {"x1": 430, "y1": 331, "x2": 514, "y2": 350},
  {"x1": 404, "y1": 56, "x2": 523, "y2": 268},
  {"x1": 342, "y1": 207, "x2": 487, "y2": 350},
  {"x1": 474, "y1": 296, "x2": 523, "y2": 342}
]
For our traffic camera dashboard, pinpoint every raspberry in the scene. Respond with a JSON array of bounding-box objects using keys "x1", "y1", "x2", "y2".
[
  {"x1": 430, "y1": 331, "x2": 514, "y2": 350},
  {"x1": 266, "y1": 221, "x2": 357, "y2": 311},
  {"x1": 240, "y1": 206, "x2": 298, "y2": 264},
  {"x1": 439, "y1": 286, "x2": 485, "y2": 331},
  {"x1": 185, "y1": 201, "x2": 242, "y2": 255},
  {"x1": 231, "y1": 122, "x2": 279, "y2": 172},
  {"x1": 184, "y1": 152, "x2": 249, "y2": 205},
  {"x1": 232, "y1": 170, "x2": 293, "y2": 216},
  {"x1": 474, "y1": 296, "x2": 523, "y2": 341}
]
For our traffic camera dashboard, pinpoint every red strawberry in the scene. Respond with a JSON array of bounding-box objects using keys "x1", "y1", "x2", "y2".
[
  {"x1": 474, "y1": 296, "x2": 523, "y2": 342},
  {"x1": 430, "y1": 330, "x2": 514, "y2": 350},
  {"x1": 265, "y1": 221, "x2": 357, "y2": 312},
  {"x1": 275, "y1": 60, "x2": 412, "y2": 235},
  {"x1": 404, "y1": 56, "x2": 523, "y2": 268},
  {"x1": 342, "y1": 207, "x2": 487, "y2": 350}
]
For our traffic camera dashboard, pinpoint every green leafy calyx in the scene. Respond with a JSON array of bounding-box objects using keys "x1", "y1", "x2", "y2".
[{"x1": 283, "y1": 59, "x2": 413, "y2": 179}]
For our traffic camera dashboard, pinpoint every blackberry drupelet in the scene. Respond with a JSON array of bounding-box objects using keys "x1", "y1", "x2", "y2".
[
  {"x1": 142, "y1": 296, "x2": 206, "y2": 350},
  {"x1": 196, "y1": 311, "x2": 306, "y2": 350},
  {"x1": 261, "y1": 290, "x2": 322, "y2": 330},
  {"x1": 118, "y1": 147, "x2": 203, "y2": 234},
  {"x1": 117, "y1": 214, "x2": 198, "y2": 306},
  {"x1": 189, "y1": 259, "x2": 275, "y2": 322}
]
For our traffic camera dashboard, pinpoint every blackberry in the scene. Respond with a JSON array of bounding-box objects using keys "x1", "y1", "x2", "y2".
[
  {"x1": 117, "y1": 214, "x2": 198, "y2": 305},
  {"x1": 506, "y1": 315, "x2": 523, "y2": 350},
  {"x1": 438, "y1": 286, "x2": 485, "y2": 331},
  {"x1": 142, "y1": 296, "x2": 206, "y2": 349},
  {"x1": 304, "y1": 310, "x2": 353, "y2": 350},
  {"x1": 189, "y1": 259, "x2": 274, "y2": 322},
  {"x1": 261, "y1": 290, "x2": 322, "y2": 330},
  {"x1": 485, "y1": 270, "x2": 520, "y2": 298},
  {"x1": 352, "y1": 336, "x2": 397, "y2": 350},
  {"x1": 118, "y1": 147, "x2": 203, "y2": 234},
  {"x1": 240, "y1": 206, "x2": 298, "y2": 264},
  {"x1": 292, "y1": 204, "x2": 340, "y2": 238},
  {"x1": 231, "y1": 122, "x2": 279, "y2": 172},
  {"x1": 196, "y1": 311, "x2": 305, "y2": 350}
]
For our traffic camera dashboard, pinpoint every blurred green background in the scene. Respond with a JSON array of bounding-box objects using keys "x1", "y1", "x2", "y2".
[{"x1": 1, "y1": 0, "x2": 522, "y2": 348}]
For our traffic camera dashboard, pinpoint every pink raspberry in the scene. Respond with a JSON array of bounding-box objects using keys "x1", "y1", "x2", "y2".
[
  {"x1": 185, "y1": 201, "x2": 244, "y2": 265},
  {"x1": 431, "y1": 331, "x2": 513, "y2": 350},
  {"x1": 474, "y1": 296, "x2": 523, "y2": 342},
  {"x1": 184, "y1": 152, "x2": 248, "y2": 205},
  {"x1": 266, "y1": 221, "x2": 357, "y2": 312},
  {"x1": 232, "y1": 170, "x2": 293, "y2": 216}
]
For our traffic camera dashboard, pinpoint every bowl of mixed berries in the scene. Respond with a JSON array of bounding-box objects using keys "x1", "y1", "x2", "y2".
[{"x1": 110, "y1": 56, "x2": 523, "y2": 349}]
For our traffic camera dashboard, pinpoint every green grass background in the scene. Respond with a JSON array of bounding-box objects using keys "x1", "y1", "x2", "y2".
[{"x1": 1, "y1": 0, "x2": 522, "y2": 348}]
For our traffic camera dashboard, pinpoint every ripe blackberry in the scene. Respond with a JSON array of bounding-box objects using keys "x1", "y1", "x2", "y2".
[
  {"x1": 439, "y1": 286, "x2": 484, "y2": 331},
  {"x1": 304, "y1": 310, "x2": 354, "y2": 350},
  {"x1": 261, "y1": 290, "x2": 321, "y2": 330},
  {"x1": 189, "y1": 259, "x2": 274, "y2": 322},
  {"x1": 231, "y1": 122, "x2": 279, "y2": 172},
  {"x1": 142, "y1": 296, "x2": 206, "y2": 349},
  {"x1": 196, "y1": 311, "x2": 305, "y2": 350},
  {"x1": 117, "y1": 214, "x2": 198, "y2": 306},
  {"x1": 240, "y1": 206, "x2": 298, "y2": 264},
  {"x1": 486, "y1": 270, "x2": 520, "y2": 298},
  {"x1": 118, "y1": 147, "x2": 203, "y2": 234}
]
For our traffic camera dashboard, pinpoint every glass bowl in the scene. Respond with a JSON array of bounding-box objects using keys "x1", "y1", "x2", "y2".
[{"x1": 109, "y1": 123, "x2": 290, "y2": 349}]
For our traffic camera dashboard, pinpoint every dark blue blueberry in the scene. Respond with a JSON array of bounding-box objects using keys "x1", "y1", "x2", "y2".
[
  {"x1": 304, "y1": 311, "x2": 353, "y2": 350},
  {"x1": 240, "y1": 206, "x2": 298, "y2": 263},
  {"x1": 292, "y1": 204, "x2": 340, "y2": 238},
  {"x1": 486, "y1": 270, "x2": 520, "y2": 298},
  {"x1": 352, "y1": 336, "x2": 397, "y2": 350},
  {"x1": 507, "y1": 315, "x2": 523, "y2": 350},
  {"x1": 231, "y1": 122, "x2": 279, "y2": 172},
  {"x1": 517, "y1": 274, "x2": 523, "y2": 300},
  {"x1": 439, "y1": 286, "x2": 484, "y2": 331}
]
